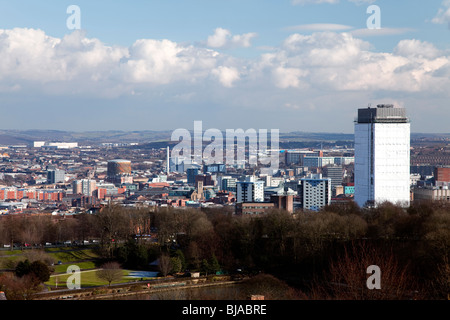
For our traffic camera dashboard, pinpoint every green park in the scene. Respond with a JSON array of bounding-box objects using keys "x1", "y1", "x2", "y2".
[{"x1": 0, "y1": 245, "x2": 159, "y2": 290}]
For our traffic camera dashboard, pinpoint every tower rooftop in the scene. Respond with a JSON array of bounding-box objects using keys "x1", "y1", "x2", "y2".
[{"x1": 357, "y1": 105, "x2": 409, "y2": 124}]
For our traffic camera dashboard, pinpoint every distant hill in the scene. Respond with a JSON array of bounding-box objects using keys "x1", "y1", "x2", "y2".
[
  {"x1": 0, "y1": 129, "x2": 447, "y2": 147},
  {"x1": 0, "y1": 129, "x2": 173, "y2": 146},
  {"x1": 0, "y1": 134, "x2": 34, "y2": 146}
]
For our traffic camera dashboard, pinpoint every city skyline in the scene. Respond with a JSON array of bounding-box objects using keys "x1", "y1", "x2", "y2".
[
  {"x1": 0, "y1": 83, "x2": 449, "y2": 302},
  {"x1": 0, "y1": 1, "x2": 450, "y2": 133}
]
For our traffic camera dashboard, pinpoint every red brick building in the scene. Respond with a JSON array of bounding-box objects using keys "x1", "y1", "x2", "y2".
[
  {"x1": 435, "y1": 167, "x2": 450, "y2": 183},
  {"x1": 0, "y1": 187, "x2": 65, "y2": 201}
]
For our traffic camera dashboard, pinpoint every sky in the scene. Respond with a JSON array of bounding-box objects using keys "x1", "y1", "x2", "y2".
[{"x1": 0, "y1": 0, "x2": 449, "y2": 134}]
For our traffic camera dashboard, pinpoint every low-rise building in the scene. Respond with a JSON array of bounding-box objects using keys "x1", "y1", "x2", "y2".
[
  {"x1": 413, "y1": 186, "x2": 450, "y2": 202},
  {"x1": 235, "y1": 202, "x2": 275, "y2": 215}
]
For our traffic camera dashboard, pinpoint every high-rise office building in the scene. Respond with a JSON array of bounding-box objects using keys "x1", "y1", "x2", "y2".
[
  {"x1": 323, "y1": 165, "x2": 343, "y2": 190},
  {"x1": 354, "y1": 104, "x2": 410, "y2": 208},
  {"x1": 73, "y1": 179, "x2": 97, "y2": 197},
  {"x1": 301, "y1": 174, "x2": 331, "y2": 211},
  {"x1": 285, "y1": 150, "x2": 322, "y2": 166},
  {"x1": 186, "y1": 168, "x2": 200, "y2": 185},
  {"x1": 236, "y1": 180, "x2": 264, "y2": 203},
  {"x1": 47, "y1": 169, "x2": 65, "y2": 184},
  {"x1": 221, "y1": 177, "x2": 237, "y2": 192},
  {"x1": 303, "y1": 156, "x2": 335, "y2": 168}
]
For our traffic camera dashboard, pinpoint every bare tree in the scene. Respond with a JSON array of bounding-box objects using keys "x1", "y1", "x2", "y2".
[
  {"x1": 19, "y1": 217, "x2": 43, "y2": 246},
  {"x1": 24, "y1": 250, "x2": 55, "y2": 266},
  {"x1": 158, "y1": 254, "x2": 172, "y2": 277},
  {"x1": 311, "y1": 241, "x2": 421, "y2": 300},
  {"x1": 0, "y1": 218, "x2": 8, "y2": 246},
  {"x1": 434, "y1": 256, "x2": 450, "y2": 299},
  {"x1": 129, "y1": 208, "x2": 152, "y2": 239},
  {"x1": 96, "y1": 262, "x2": 123, "y2": 286},
  {"x1": 0, "y1": 272, "x2": 41, "y2": 300},
  {"x1": 1, "y1": 216, "x2": 22, "y2": 247},
  {"x1": 95, "y1": 205, "x2": 131, "y2": 257},
  {"x1": 153, "y1": 208, "x2": 177, "y2": 248}
]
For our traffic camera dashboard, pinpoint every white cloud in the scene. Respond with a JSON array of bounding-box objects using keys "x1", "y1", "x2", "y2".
[
  {"x1": 206, "y1": 28, "x2": 257, "y2": 49},
  {"x1": 394, "y1": 39, "x2": 443, "y2": 59},
  {"x1": 432, "y1": 0, "x2": 450, "y2": 24},
  {"x1": 1, "y1": 27, "x2": 450, "y2": 106},
  {"x1": 0, "y1": 28, "x2": 130, "y2": 98},
  {"x1": 282, "y1": 32, "x2": 371, "y2": 67},
  {"x1": 0, "y1": 28, "x2": 245, "y2": 95},
  {"x1": 248, "y1": 31, "x2": 450, "y2": 94},
  {"x1": 1, "y1": 27, "x2": 450, "y2": 133},
  {"x1": 350, "y1": 28, "x2": 414, "y2": 37},
  {"x1": 211, "y1": 66, "x2": 240, "y2": 87},
  {"x1": 285, "y1": 23, "x2": 353, "y2": 32},
  {"x1": 206, "y1": 28, "x2": 230, "y2": 48},
  {"x1": 272, "y1": 67, "x2": 309, "y2": 89},
  {"x1": 0, "y1": 28, "x2": 61, "y2": 82},
  {"x1": 121, "y1": 38, "x2": 218, "y2": 85},
  {"x1": 0, "y1": 28, "x2": 127, "y2": 84}
]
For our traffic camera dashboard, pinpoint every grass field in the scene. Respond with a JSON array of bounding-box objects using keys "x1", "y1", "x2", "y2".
[
  {"x1": 45, "y1": 269, "x2": 157, "y2": 288},
  {"x1": 51, "y1": 261, "x2": 97, "y2": 273},
  {"x1": 0, "y1": 247, "x2": 100, "y2": 269},
  {"x1": 0, "y1": 246, "x2": 159, "y2": 289},
  {"x1": 46, "y1": 248, "x2": 100, "y2": 263}
]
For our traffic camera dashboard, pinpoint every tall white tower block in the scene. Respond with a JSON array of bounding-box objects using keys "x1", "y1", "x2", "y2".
[{"x1": 354, "y1": 104, "x2": 410, "y2": 208}]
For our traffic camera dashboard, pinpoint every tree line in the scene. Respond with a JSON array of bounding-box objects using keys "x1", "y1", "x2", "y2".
[{"x1": 0, "y1": 200, "x2": 448, "y2": 299}]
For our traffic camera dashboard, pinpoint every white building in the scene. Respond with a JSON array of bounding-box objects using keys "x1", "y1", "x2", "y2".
[
  {"x1": 410, "y1": 173, "x2": 422, "y2": 186},
  {"x1": 354, "y1": 104, "x2": 410, "y2": 208},
  {"x1": 261, "y1": 175, "x2": 285, "y2": 187},
  {"x1": 301, "y1": 174, "x2": 331, "y2": 211},
  {"x1": 34, "y1": 141, "x2": 78, "y2": 149},
  {"x1": 33, "y1": 141, "x2": 46, "y2": 148},
  {"x1": 236, "y1": 180, "x2": 264, "y2": 203}
]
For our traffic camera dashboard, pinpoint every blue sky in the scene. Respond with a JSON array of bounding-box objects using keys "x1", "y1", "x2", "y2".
[{"x1": 0, "y1": 0, "x2": 449, "y2": 133}]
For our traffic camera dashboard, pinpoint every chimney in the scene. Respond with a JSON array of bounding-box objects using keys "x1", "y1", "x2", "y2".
[{"x1": 166, "y1": 146, "x2": 170, "y2": 174}]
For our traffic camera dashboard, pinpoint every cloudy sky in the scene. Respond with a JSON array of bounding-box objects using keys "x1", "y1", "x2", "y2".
[{"x1": 0, "y1": 0, "x2": 449, "y2": 133}]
